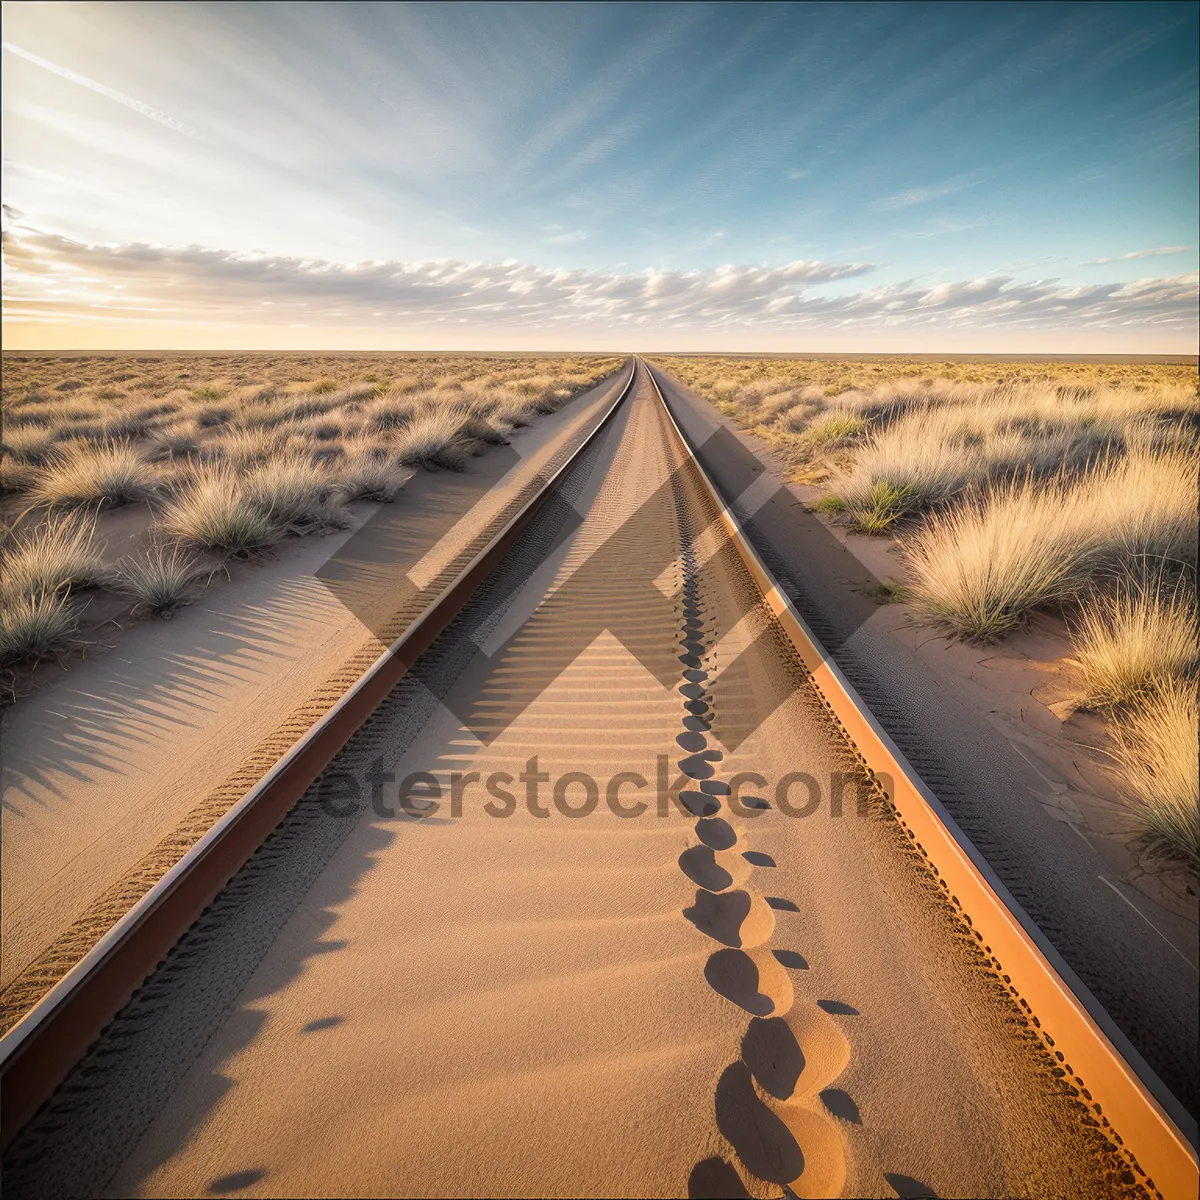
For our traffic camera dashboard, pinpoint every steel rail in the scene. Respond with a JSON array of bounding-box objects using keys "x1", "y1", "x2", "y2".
[
  {"x1": 643, "y1": 357, "x2": 1199, "y2": 1200},
  {"x1": 0, "y1": 359, "x2": 638, "y2": 1148}
]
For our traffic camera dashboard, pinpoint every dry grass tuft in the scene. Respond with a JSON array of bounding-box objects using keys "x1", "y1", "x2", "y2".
[
  {"x1": 159, "y1": 467, "x2": 275, "y2": 554},
  {"x1": 244, "y1": 456, "x2": 350, "y2": 533},
  {"x1": 905, "y1": 449, "x2": 1198, "y2": 639},
  {"x1": 2, "y1": 424, "x2": 59, "y2": 463},
  {"x1": 1, "y1": 511, "x2": 107, "y2": 601},
  {"x1": 193, "y1": 403, "x2": 234, "y2": 428},
  {"x1": 904, "y1": 482, "x2": 1082, "y2": 639},
  {"x1": 0, "y1": 457, "x2": 40, "y2": 494},
  {"x1": 206, "y1": 426, "x2": 288, "y2": 467},
  {"x1": 493, "y1": 398, "x2": 538, "y2": 428},
  {"x1": 1073, "y1": 582, "x2": 1198, "y2": 708},
  {"x1": 0, "y1": 591, "x2": 78, "y2": 665},
  {"x1": 393, "y1": 406, "x2": 471, "y2": 470},
  {"x1": 1109, "y1": 678, "x2": 1200, "y2": 871},
  {"x1": 335, "y1": 442, "x2": 408, "y2": 502},
  {"x1": 363, "y1": 396, "x2": 417, "y2": 432},
  {"x1": 115, "y1": 546, "x2": 203, "y2": 616},
  {"x1": 29, "y1": 442, "x2": 159, "y2": 509},
  {"x1": 148, "y1": 419, "x2": 203, "y2": 460}
]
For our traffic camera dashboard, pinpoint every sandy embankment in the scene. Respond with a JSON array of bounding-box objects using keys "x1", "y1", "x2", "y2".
[
  {"x1": 93, "y1": 375, "x2": 1135, "y2": 1199},
  {"x1": 0, "y1": 369, "x2": 627, "y2": 998}
]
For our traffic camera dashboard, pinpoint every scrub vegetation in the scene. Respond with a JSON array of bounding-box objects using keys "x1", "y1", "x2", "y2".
[
  {"x1": 658, "y1": 354, "x2": 1199, "y2": 871},
  {"x1": 1, "y1": 351, "x2": 621, "y2": 679}
]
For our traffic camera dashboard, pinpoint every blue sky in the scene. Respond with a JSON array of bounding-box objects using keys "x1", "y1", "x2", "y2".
[{"x1": 2, "y1": 0, "x2": 1197, "y2": 350}]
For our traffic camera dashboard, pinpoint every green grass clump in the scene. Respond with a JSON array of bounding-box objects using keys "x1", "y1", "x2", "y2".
[
  {"x1": 862, "y1": 579, "x2": 908, "y2": 604},
  {"x1": 849, "y1": 482, "x2": 916, "y2": 533},
  {"x1": 806, "y1": 412, "x2": 866, "y2": 445},
  {"x1": 812, "y1": 495, "x2": 846, "y2": 515}
]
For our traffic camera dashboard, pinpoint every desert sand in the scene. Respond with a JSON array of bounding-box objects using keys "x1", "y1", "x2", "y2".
[{"x1": 52, "y1": 370, "x2": 1141, "y2": 1199}]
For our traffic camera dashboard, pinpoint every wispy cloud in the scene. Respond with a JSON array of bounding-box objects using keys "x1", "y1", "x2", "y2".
[
  {"x1": 2, "y1": 42, "x2": 198, "y2": 138},
  {"x1": 874, "y1": 178, "x2": 974, "y2": 211},
  {"x1": 543, "y1": 229, "x2": 589, "y2": 245},
  {"x1": 690, "y1": 231, "x2": 727, "y2": 250},
  {"x1": 1082, "y1": 245, "x2": 1193, "y2": 265},
  {"x1": 785, "y1": 168, "x2": 812, "y2": 180},
  {"x1": 5, "y1": 228, "x2": 1194, "y2": 334},
  {"x1": 902, "y1": 217, "x2": 993, "y2": 240}
]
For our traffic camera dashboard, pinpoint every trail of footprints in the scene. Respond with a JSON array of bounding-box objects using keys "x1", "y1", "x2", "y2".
[{"x1": 672, "y1": 537, "x2": 855, "y2": 1200}]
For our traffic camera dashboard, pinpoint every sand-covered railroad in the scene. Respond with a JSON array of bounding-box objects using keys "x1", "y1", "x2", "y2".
[{"x1": 5, "y1": 365, "x2": 1148, "y2": 1199}]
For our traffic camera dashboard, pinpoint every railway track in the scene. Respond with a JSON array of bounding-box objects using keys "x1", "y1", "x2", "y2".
[{"x1": 1, "y1": 359, "x2": 1195, "y2": 1198}]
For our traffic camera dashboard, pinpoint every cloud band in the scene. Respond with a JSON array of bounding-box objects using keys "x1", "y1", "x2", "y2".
[{"x1": 3, "y1": 228, "x2": 1196, "y2": 333}]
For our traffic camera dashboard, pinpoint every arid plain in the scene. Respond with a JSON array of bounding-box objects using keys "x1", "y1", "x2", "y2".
[{"x1": 1, "y1": 352, "x2": 1196, "y2": 1199}]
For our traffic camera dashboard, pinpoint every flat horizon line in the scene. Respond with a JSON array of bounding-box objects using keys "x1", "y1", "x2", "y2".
[{"x1": 3, "y1": 349, "x2": 1197, "y2": 365}]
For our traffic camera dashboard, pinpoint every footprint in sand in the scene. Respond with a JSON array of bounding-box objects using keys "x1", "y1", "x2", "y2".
[
  {"x1": 679, "y1": 845, "x2": 735, "y2": 892},
  {"x1": 672, "y1": 537, "x2": 854, "y2": 1200},
  {"x1": 686, "y1": 1157, "x2": 752, "y2": 1199},
  {"x1": 683, "y1": 888, "x2": 776, "y2": 948},
  {"x1": 679, "y1": 790, "x2": 722, "y2": 817},
  {"x1": 694, "y1": 816, "x2": 738, "y2": 850},
  {"x1": 743, "y1": 1005, "x2": 851, "y2": 1106},
  {"x1": 714, "y1": 1004, "x2": 854, "y2": 1197},
  {"x1": 678, "y1": 844, "x2": 753, "y2": 893},
  {"x1": 772, "y1": 949, "x2": 808, "y2": 970},
  {"x1": 704, "y1": 948, "x2": 794, "y2": 1016},
  {"x1": 742, "y1": 850, "x2": 775, "y2": 867},
  {"x1": 740, "y1": 1016, "x2": 805, "y2": 1099}
]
